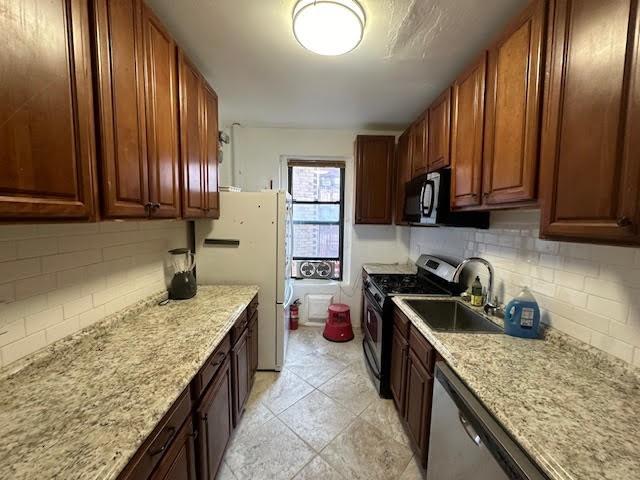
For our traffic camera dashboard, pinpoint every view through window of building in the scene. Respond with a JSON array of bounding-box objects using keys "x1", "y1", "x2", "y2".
[{"x1": 288, "y1": 163, "x2": 345, "y2": 279}]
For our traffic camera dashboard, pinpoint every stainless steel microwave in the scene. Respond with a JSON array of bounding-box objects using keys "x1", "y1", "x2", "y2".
[{"x1": 403, "y1": 170, "x2": 490, "y2": 228}]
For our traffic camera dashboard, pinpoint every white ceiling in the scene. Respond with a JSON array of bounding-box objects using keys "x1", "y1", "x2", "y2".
[{"x1": 146, "y1": 0, "x2": 527, "y2": 130}]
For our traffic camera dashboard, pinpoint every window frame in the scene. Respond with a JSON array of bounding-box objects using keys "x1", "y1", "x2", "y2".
[{"x1": 288, "y1": 164, "x2": 345, "y2": 281}]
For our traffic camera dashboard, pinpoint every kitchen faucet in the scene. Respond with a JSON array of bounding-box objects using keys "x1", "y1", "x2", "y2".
[{"x1": 453, "y1": 257, "x2": 499, "y2": 315}]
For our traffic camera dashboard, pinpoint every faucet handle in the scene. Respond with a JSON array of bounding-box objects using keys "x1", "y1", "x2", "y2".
[{"x1": 484, "y1": 297, "x2": 503, "y2": 318}]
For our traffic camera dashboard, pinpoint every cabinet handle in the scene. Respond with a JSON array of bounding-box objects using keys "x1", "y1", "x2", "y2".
[
  {"x1": 189, "y1": 429, "x2": 199, "y2": 440},
  {"x1": 152, "y1": 203, "x2": 160, "y2": 210},
  {"x1": 483, "y1": 192, "x2": 489, "y2": 198},
  {"x1": 210, "y1": 351, "x2": 226, "y2": 369},
  {"x1": 617, "y1": 216, "x2": 632, "y2": 227},
  {"x1": 149, "y1": 426, "x2": 176, "y2": 456}
]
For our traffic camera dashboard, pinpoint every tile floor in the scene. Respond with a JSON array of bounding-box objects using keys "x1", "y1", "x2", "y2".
[{"x1": 217, "y1": 326, "x2": 427, "y2": 480}]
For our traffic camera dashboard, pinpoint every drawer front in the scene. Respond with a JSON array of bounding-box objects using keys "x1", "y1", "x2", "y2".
[
  {"x1": 118, "y1": 388, "x2": 192, "y2": 480},
  {"x1": 230, "y1": 310, "x2": 248, "y2": 346},
  {"x1": 393, "y1": 307, "x2": 411, "y2": 339},
  {"x1": 247, "y1": 294, "x2": 259, "y2": 319},
  {"x1": 409, "y1": 328, "x2": 434, "y2": 373},
  {"x1": 193, "y1": 335, "x2": 231, "y2": 399}
]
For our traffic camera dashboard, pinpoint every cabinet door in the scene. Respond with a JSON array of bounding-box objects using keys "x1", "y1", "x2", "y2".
[
  {"x1": 143, "y1": 4, "x2": 181, "y2": 219},
  {"x1": 394, "y1": 129, "x2": 412, "y2": 225},
  {"x1": 404, "y1": 350, "x2": 433, "y2": 464},
  {"x1": 483, "y1": 0, "x2": 545, "y2": 205},
  {"x1": 232, "y1": 329, "x2": 250, "y2": 426},
  {"x1": 197, "y1": 357, "x2": 233, "y2": 480},
  {"x1": 0, "y1": 0, "x2": 97, "y2": 220},
  {"x1": 428, "y1": 89, "x2": 452, "y2": 172},
  {"x1": 411, "y1": 115, "x2": 428, "y2": 177},
  {"x1": 178, "y1": 51, "x2": 206, "y2": 219},
  {"x1": 540, "y1": 0, "x2": 640, "y2": 244},
  {"x1": 202, "y1": 84, "x2": 220, "y2": 219},
  {"x1": 149, "y1": 419, "x2": 197, "y2": 480},
  {"x1": 355, "y1": 135, "x2": 395, "y2": 224},
  {"x1": 93, "y1": 0, "x2": 148, "y2": 218},
  {"x1": 390, "y1": 325, "x2": 408, "y2": 415},
  {"x1": 249, "y1": 312, "x2": 259, "y2": 385},
  {"x1": 451, "y1": 54, "x2": 487, "y2": 209}
]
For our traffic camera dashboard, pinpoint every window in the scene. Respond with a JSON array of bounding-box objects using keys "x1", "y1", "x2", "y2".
[{"x1": 288, "y1": 162, "x2": 345, "y2": 280}]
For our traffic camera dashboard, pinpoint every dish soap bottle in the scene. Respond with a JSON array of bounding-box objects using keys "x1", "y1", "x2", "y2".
[
  {"x1": 470, "y1": 276, "x2": 483, "y2": 307},
  {"x1": 503, "y1": 287, "x2": 540, "y2": 339}
]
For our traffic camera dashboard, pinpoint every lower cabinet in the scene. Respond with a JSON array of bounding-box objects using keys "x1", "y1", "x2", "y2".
[
  {"x1": 248, "y1": 312, "x2": 259, "y2": 387},
  {"x1": 404, "y1": 349, "x2": 433, "y2": 460},
  {"x1": 390, "y1": 325, "x2": 408, "y2": 415},
  {"x1": 232, "y1": 328, "x2": 250, "y2": 426},
  {"x1": 150, "y1": 420, "x2": 197, "y2": 480},
  {"x1": 196, "y1": 357, "x2": 233, "y2": 480}
]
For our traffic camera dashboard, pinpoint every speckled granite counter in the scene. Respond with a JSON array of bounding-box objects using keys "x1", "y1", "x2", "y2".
[
  {"x1": 0, "y1": 285, "x2": 259, "y2": 480},
  {"x1": 393, "y1": 296, "x2": 640, "y2": 480},
  {"x1": 362, "y1": 262, "x2": 417, "y2": 275}
]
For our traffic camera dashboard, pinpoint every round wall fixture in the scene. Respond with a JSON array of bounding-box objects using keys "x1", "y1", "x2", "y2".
[{"x1": 293, "y1": 0, "x2": 366, "y2": 56}]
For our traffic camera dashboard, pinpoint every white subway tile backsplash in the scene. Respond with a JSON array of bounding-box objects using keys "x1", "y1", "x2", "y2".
[
  {"x1": 0, "y1": 221, "x2": 187, "y2": 367},
  {"x1": 410, "y1": 209, "x2": 640, "y2": 366}
]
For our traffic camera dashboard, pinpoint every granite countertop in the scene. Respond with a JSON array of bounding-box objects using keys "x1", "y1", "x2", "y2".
[
  {"x1": 0, "y1": 285, "x2": 259, "y2": 480},
  {"x1": 362, "y1": 262, "x2": 417, "y2": 275},
  {"x1": 392, "y1": 296, "x2": 640, "y2": 480}
]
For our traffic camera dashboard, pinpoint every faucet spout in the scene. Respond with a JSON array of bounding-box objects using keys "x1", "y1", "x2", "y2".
[{"x1": 453, "y1": 257, "x2": 497, "y2": 311}]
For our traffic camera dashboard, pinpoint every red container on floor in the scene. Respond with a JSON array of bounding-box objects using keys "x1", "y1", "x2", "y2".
[{"x1": 323, "y1": 303, "x2": 354, "y2": 342}]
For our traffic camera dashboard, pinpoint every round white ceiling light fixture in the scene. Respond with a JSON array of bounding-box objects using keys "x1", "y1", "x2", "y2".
[{"x1": 293, "y1": 0, "x2": 366, "y2": 56}]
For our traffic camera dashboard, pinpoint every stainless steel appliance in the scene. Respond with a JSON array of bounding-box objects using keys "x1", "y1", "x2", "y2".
[
  {"x1": 428, "y1": 362, "x2": 548, "y2": 480},
  {"x1": 404, "y1": 169, "x2": 490, "y2": 228},
  {"x1": 362, "y1": 255, "x2": 466, "y2": 396}
]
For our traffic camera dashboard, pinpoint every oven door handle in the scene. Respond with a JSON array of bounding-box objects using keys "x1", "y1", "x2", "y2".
[{"x1": 362, "y1": 338, "x2": 381, "y2": 380}]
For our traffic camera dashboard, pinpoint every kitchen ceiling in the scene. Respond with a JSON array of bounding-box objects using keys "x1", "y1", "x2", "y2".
[{"x1": 146, "y1": 0, "x2": 527, "y2": 129}]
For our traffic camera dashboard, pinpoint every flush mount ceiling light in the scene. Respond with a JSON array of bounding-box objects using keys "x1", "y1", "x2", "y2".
[{"x1": 293, "y1": 0, "x2": 366, "y2": 56}]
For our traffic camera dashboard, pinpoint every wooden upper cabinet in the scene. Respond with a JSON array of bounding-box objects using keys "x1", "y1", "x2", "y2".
[
  {"x1": 94, "y1": 0, "x2": 148, "y2": 218},
  {"x1": 355, "y1": 135, "x2": 395, "y2": 225},
  {"x1": 394, "y1": 129, "x2": 413, "y2": 225},
  {"x1": 0, "y1": 0, "x2": 97, "y2": 220},
  {"x1": 203, "y1": 85, "x2": 220, "y2": 219},
  {"x1": 411, "y1": 115, "x2": 428, "y2": 177},
  {"x1": 428, "y1": 88, "x2": 452, "y2": 172},
  {"x1": 142, "y1": 3, "x2": 181, "y2": 219},
  {"x1": 451, "y1": 54, "x2": 487, "y2": 209},
  {"x1": 483, "y1": 0, "x2": 546, "y2": 205},
  {"x1": 540, "y1": 0, "x2": 640, "y2": 244}
]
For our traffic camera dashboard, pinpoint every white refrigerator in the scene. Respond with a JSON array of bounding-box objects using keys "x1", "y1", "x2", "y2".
[{"x1": 195, "y1": 191, "x2": 293, "y2": 371}]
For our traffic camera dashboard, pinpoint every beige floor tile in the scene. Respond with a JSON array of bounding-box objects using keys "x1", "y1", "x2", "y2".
[
  {"x1": 318, "y1": 339, "x2": 363, "y2": 364},
  {"x1": 225, "y1": 417, "x2": 314, "y2": 480},
  {"x1": 284, "y1": 351, "x2": 348, "y2": 387},
  {"x1": 279, "y1": 389, "x2": 356, "y2": 452},
  {"x1": 320, "y1": 418, "x2": 413, "y2": 480},
  {"x1": 293, "y1": 455, "x2": 344, "y2": 480},
  {"x1": 259, "y1": 369, "x2": 314, "y2": 414},
  {"x1": 216, "y1": 461, "x2": 237, "y2": 480},
  {"x1": 399, "y1": 455, "x2": 427, "y2": 479},
  {"x1": 318, "y1": 365, "x2": 378, "y2": 415},
  {"x1": 360, "y1": 398, "x2": 412, "y2": 447},
  {"x1": 232, "y1": 399, "x2": 275, "y2": 443}
]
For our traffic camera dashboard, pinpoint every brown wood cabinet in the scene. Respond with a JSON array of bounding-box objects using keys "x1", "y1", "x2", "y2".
[
  {"x1": 248, "y1": 311, "x2": 259, "y2": 386},
  {"x1": 354, "y1": 135, "x2": 395, "y2": 225},
  {"x1": 0, "y1": 0, "x2": 98, "y2": 220},
  {"x1": 149, "y1": 419, "x2": 197, "y2": 480},
  {"x1": 404, "y1": 349, "x2": 433, "y2": 462},
  {"x1": 411, "y1": 115, "x2": 428, "y2": 177},
  {"x1": 451, "y1": 54, "x2": 487, "y2": 209},
  {"x1": 390, "y1": 324, "x2": 408, "y2": 415},
  {"x1": 483, "y1": 0, "x2": 546, "y2": 206},
  {"x1": 178, "y1": 50, "x2": 220, "y2": 219},
  {"x1": 394, "y1": 129, "x2": 413, "y2": 225},
  {"x1": 196, "y1": 356, "x2": 233, "y2": 480},
  {"x1": 93, "y1": 0, "x2": 180, "y2": 219},
  {"x1": 231, "y1": 328, "x2": 250, "y2": 426},
  {"x1": 428, "y1": 89, "x2": 452, "y2": 172},
  {"x1": 540, "y1": 0, "x2": 640, "y2": 245}
]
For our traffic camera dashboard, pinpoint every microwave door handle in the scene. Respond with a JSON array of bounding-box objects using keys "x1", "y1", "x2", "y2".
[{"x1": 423, "y1": 180, "x2": 435, "y2": 217}]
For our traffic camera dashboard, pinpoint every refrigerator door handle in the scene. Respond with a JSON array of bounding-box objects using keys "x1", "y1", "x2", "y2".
[{"x1": 283, "y1": 283, "x2": 294, "y2": 309}]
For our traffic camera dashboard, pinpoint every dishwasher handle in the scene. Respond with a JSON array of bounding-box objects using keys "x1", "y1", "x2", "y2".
[{"x1": 459, "y1": 412, "x2": 482, "y2": 446}]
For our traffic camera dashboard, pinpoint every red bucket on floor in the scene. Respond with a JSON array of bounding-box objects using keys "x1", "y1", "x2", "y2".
[{"x1": 323, "y1": 303, "x2": 354, "y2": 342}]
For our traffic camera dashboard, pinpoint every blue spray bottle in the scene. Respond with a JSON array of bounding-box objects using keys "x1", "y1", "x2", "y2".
[{"x1": 503, "y1": 287, "x2": 541, "y2": 339}]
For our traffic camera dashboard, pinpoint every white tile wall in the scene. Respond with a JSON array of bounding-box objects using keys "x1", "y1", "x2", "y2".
[
  {"x1": 410, "y1": 210, "x2": 640, "y2": 366},
  {"x1": 0, "y1": 220, "x2": 187, "y2": 368}
]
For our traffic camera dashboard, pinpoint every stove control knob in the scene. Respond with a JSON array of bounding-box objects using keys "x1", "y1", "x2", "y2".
[{"x1": 374, "y1": 293, "x2": 382, "y2": 302}]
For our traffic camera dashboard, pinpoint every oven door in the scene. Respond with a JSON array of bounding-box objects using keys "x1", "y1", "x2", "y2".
[{"x1": 362, "y1": 290, "x2": 383, "y2": 384}]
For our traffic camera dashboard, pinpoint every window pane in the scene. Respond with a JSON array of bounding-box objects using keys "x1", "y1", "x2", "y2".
[
  {"x1": 293, "y1": 224, "x2": 340, "y2": 258},
  {"x1": 293, "y1": 204, "x2": 340, "y2": 223},
  {"x1": 291, "y1": 167, "x2": 341, "y2": 202}
]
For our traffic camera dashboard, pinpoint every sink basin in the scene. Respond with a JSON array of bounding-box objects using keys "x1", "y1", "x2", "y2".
[{"x1": 404, "y1": 299, "x2": 503, "y2": 333}]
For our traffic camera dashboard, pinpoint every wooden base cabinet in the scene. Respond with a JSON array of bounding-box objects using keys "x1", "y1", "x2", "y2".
[
  {"x1": 404, "y1": 349, "x2": 433, "y2": 461},
  {"x1": 540, "y1": 0, "x2": 640, "y2": 245},
  {"x1": 248, "y1": 311, "x2": 259, "y2": 386},
  {"x1": 0, "y1": 0, "x2": 98, "y2": 220},
  {"x1": 150, "y1": 420, "x2": 197, "y2": 480},
  {"x1": 231, "y1": 328, "x2": 250, "y2": 426},
  {"x1": 390, "y1": 325, "x2": 408, "y2": 415},
  {"x1": 196, "y1": 357, "x2": 233, "y2": 480}
]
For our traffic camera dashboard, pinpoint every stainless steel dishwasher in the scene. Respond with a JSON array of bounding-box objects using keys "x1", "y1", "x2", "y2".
[{"x1": 427, "y1": 362, "x2": 548, "y2": 480}]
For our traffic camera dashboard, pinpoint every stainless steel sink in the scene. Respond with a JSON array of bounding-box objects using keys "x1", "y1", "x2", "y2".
[{"x1": 404, "y1": 299, "x2": 503, "y2": 333}]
